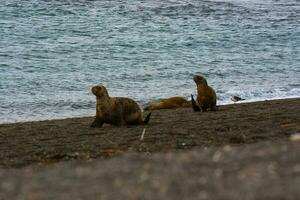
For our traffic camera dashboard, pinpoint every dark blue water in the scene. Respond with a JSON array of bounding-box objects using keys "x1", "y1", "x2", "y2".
[{"x1": 0, "y1": 0, "x2": 299, "y2": 123}]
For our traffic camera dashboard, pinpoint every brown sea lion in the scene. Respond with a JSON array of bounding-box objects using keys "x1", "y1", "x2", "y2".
[
  {"x1": 192, "y1": 75, "x2": 217, "y2": 112},
  {"x1": 144, "y1": 96, "x2": 191, "y2": 111},
  {"x1": 90, "y1": 85, "x2": 151, "y2": 128}
]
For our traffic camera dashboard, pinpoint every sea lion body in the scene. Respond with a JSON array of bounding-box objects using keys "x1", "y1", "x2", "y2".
[
  {"x1": 144, "y1": 96, "x2": 191, "y2": 111},
  {"x1": 91, "y1": 85, "x2": 151, "y2": 127},
  {"x1": 192, "y1": 75, "x2": 217, "y2": 112}
]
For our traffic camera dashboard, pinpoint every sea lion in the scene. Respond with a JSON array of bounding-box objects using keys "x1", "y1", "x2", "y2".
[
  {"x1": 144, "y1": 96, "x2": 191, "y2": 111},
  {"x1": 192, "y1": 75, "x2": 217, "y2": 112},
  {"x1": 230, "y1": 95, "x2": 245, "y2": 102},
  {"x1": 90, "y1": 85, "x2": 151, "y2": 128}
]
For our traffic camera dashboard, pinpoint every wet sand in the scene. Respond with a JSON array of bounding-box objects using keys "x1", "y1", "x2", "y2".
[{"x1": 0, "y1": 98, "x2": 299, "y2": 199}]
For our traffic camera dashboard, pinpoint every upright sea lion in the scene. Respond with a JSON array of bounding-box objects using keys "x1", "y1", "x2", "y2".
[
  {"x1": 192, "y1": 75, "x2": 217, "y2": 112},
  {"x1": 90, "y1": 85, "x2": 151, "y2": 128},
  {"x1": 144, "y1": 96, "x2": 191, "y2": 111}
]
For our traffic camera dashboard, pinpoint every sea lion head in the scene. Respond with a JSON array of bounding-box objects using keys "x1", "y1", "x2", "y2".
[
  {"x1": 193, "y1": 75, "x2": 208, "y2": 86},
  {"x1": 91, "y1": 85, "x2": 109, "y2": 98}
]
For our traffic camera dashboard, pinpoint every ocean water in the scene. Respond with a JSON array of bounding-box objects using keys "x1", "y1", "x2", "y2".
[{"x1": 0, "y1": 0, "x2": 299, "y2": 123}]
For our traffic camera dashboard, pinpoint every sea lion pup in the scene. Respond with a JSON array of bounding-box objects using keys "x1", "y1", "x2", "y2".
[
  {"x1": 230, "y1": 95, "x2": 245, "y2": 102},
  {"x1": 90, "y1": 85, "x2": 151, "y2": 128},
  {"x1": 144, "y1": 96, "x2": 191, "y2": 111},
  {"x1": 192, "y1": 75, "x2": 217, "y2": 112}
]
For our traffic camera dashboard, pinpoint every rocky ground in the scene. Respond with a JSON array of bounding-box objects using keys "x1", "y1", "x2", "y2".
[{"x1": 0, "y1": 98, "x2": 299, "y2": 199}]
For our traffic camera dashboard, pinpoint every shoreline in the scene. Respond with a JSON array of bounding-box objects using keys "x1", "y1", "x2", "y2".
[
  {"x1": 1, "y1": 96, "x2": 300, "y2": 125},
  {"x1": 0, "y1": 97, "x2": 299, "y2": 168}
]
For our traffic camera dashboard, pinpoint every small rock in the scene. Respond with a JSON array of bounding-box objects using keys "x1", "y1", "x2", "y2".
[{"x1": 290, "y1": 133, "x2": 300, "y2": 141}]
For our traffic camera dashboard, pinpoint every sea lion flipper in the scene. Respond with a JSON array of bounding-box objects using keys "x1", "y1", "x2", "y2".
[
  {"x1": 143, "y1": 112, "x2": 151, "y2": 124},
  {"x1": 191, "y1": 94, "x2": 200, "y2": 112},
  {"x1": 90, "y1": 117, "x2": 104, "y2": 128},
  {"x1": 211, "y1": 106, "x2": 218, "y2": 111}
]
